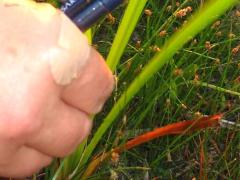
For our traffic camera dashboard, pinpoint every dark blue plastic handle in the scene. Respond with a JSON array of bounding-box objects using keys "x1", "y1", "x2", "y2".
[
  {"x1": 61, "y1": 0, "x2": 93, "y2": 18},
  {"x1": 100, "y1": 0, "x2": 123, "y2": 11},
  {"x1": 64, "y1": 0, "x2": 124, "y2": 31}
]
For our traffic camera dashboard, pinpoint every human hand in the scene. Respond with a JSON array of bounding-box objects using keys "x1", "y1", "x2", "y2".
[{"x1": 0, "y1": 0, "x2": 114, "y2": 178}]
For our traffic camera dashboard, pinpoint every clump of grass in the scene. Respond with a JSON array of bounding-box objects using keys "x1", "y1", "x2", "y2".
[{"x1": 37, "y1": 0, "x2": 240, "y2": 179}]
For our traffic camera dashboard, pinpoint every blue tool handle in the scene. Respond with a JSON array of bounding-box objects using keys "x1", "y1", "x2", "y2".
[
  {"x1": 61, "y1": 0, "x2": 93, "y2": 18},
  {"x1": 100, "y1": 0, "x2": 123, "y2": 11},
  {"x1": 72, "y1": 0, "x2": 124, "y2": 31}
]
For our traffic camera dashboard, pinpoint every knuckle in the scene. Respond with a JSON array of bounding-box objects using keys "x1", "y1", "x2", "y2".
[
  {"x1": 4, "y1": 109, "x2": 42, "y2": 139},
  {"x1": 57, "y1": 118, "x2": 92, "y2": 157},
  {"x1": 100, "y1": 70, "x2": 115, "y2": 101},
  {"x1": 105, "y1": 73, "x2": 115, "y2": 96},
  {"x1": 93, "y1": 74, "x2": 114, "y2": 113}
]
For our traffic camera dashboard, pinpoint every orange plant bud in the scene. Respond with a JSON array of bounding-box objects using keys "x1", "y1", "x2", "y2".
[
  {"x1": 159, "y1": 30, "x2": 168, "y2": 37},
  {"x1": 144, "y1": 9, "x2": 153, "y2": 16}
]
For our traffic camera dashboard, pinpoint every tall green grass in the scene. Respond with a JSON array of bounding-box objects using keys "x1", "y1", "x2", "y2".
[{"x1": 44, "y1": 0, "x2": 240, "y2": 179}]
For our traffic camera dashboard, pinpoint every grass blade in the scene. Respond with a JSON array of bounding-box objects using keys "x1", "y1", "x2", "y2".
[
  {"x1": 189, "y1": 80, "x2": 240, "y2": 97},
  {"x1": 106, "y1": 0, "x2": 148, "y2": 71}
]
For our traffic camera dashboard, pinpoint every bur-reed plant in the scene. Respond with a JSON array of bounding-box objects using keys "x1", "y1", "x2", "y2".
[{"x1": 43, "y1": 0, "x2": 240, "y2": 179}]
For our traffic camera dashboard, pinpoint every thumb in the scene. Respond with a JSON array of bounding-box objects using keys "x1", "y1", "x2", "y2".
[{"x1": 0, "y1": 0, "x2": 91, "y2": 85}]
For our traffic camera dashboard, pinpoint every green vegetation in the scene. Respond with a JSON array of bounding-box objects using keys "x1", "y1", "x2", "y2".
[{"x1": 43, "y1": 0, "x2": 240, "y2": 179}]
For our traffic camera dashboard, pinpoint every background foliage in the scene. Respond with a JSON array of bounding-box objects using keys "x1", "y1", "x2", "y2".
[{"x1": 39, "y1": 0, "x2": 240, "y2": 179}]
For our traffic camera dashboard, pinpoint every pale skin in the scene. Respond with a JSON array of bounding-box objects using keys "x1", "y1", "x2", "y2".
[{"x1": 0, "y1": 0, "x2": 114, "y2": 178}]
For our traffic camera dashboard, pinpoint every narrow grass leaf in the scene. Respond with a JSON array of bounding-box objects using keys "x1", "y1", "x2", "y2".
[
  {"x1": 106, "y1": 0, "x2": 148, "y2": 71},
  {"x1": 189, "y1": 80, "x2": 240, "y2": 97}
]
